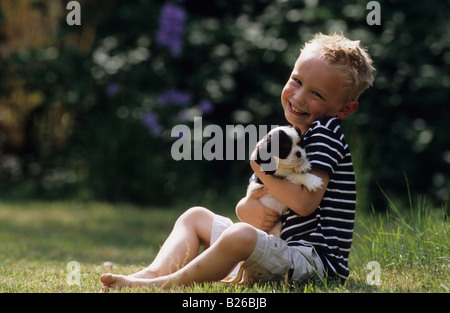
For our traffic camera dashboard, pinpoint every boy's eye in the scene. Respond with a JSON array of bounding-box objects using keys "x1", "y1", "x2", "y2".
[
  {"x1": 293, "y1": 78, "x2": 302, "y2": 85},
  {"x1": 312, "y1": 91, "x2": 324, "y2": 100}
]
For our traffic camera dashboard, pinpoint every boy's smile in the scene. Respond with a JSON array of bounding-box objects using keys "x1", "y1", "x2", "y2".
[{"x1": 281, "y1": 52, "x2": 357, "y2": 134}]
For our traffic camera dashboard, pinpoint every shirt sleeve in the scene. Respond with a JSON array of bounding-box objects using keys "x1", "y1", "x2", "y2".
[{"x1": 303, "y1": 123, "x2": 346, "y2": 176}]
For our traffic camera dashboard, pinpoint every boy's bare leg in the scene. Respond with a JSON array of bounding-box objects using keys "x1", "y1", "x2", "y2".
[
  {"x1": 128, "y1": 206, "x2": 215, "y2": 279},
  {"x1": 101, "y1": 222, "x2": 257, "y2": 290}
]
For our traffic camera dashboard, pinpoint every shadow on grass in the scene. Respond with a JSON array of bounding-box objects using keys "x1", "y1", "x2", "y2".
[{"x1": 0, "y1": 201, "x2": 186, "y2": 265}]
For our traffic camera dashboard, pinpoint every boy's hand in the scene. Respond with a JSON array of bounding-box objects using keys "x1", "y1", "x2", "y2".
[{"x1": 235, "y1": 188, "x2": 280, "y2": 232}]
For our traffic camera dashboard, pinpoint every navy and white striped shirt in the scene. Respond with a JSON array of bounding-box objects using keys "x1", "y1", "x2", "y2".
[{"x1": 280, "y1": 117, "x2": 356, "y2": 281}]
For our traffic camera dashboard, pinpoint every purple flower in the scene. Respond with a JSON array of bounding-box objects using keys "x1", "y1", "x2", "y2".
[
  {"x1": 158, "y1": 89, "x2": 191, "y2": 107},
  {"x1": 142, "y1": 112, "x2": 163, "y2": 136},
  {"x1": 155, "y1": 2, "x2": 186, "y2": 57},
  {"x1": 106, "y1": 83, "x2": 120, "y2": 97},
  {"x1": 199, "y1": 99, "x2": 213, "y2": 114}
]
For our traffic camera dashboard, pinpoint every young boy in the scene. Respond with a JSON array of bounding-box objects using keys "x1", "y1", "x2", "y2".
[{"x1": 100, "y1": 32, "x2": 374, "y2": 290}]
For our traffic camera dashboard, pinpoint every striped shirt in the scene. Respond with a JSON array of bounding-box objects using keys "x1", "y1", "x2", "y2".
[{"x1": 280, "y1": 117, "x2": 356, "y2": 281}]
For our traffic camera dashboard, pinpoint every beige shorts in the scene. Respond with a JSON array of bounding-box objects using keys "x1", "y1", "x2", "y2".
[{"x1": 210, "y1": 214, "x2": 325, "y2": 283}]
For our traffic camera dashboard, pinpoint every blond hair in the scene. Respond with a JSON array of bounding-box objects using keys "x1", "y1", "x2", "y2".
[{"x1": 300, "y1": 32, "x2": 375, "y2": 103}]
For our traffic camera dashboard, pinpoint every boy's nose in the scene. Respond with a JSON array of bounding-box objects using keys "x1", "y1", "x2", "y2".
[{"x1": 291, "y1": 89, "x2": 305, "y2": 105}]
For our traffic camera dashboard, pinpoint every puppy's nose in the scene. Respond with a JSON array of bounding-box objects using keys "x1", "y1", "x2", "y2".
[{"x1": 295, "y1": 151, "x2": 302, "y2": 158}]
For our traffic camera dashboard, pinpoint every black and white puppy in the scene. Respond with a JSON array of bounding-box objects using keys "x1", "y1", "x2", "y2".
[{"x1": 247, "y1": 126, "x2": 323, "y2": 236}]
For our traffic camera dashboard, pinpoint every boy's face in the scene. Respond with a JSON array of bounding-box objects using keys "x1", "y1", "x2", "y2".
[{"x1": 281, "y1": 51, "x2": 357, "y2": 133}]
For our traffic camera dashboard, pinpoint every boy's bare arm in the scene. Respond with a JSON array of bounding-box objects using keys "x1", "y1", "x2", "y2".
[{"x1": 250, "y1": 160, "x2": 329, "y2": 217}]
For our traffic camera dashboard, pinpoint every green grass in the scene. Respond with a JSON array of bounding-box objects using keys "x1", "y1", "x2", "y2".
[{"x1": 0, "y1": 198, "x2": 448, "y2": 293}]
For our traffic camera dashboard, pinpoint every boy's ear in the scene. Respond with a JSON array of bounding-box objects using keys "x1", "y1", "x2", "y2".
[{"x1": 337, "y1": 100, "x2": 358, "y2": 119}]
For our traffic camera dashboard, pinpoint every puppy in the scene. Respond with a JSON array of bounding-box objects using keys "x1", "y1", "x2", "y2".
[{"x1": 247, "y1": 126, "x2": 323, "y2": 236}]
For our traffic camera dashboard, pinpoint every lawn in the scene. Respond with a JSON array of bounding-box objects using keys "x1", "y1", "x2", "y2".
[{"x1": 0, "y1": 199, "x2": 448, "y2": 293}]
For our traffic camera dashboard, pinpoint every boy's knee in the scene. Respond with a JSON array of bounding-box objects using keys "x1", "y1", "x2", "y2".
[
  {"x1": 218, "y1": 223, "x2": 258, "y2": 257},
  {"x1": 178, "y1": 206, "x2": 212, "y2": 224},
  {"x1": 176, "y1": 206, "x2": 215, "y2": 243}
]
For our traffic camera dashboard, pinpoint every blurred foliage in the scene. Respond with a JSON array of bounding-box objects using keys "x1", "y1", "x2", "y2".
[{"x1": 0, "y1": 0, "x2": 449, "y2": 209}]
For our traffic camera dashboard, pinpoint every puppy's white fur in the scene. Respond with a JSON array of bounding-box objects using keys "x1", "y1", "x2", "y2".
[{"x1": 247, "y1": 126, "x2": 323, "y2": 237}]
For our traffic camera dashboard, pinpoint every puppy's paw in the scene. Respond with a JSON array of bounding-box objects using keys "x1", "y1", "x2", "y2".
[{"x1": 303, "y1": 173, "x2": 323, "y2": 192}]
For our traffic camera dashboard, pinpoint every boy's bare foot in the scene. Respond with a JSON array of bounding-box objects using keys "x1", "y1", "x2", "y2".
[
  {"x1": 128, "y1": 268, "x2": 159, "y2": 279},
  {"x1": 100, "y1": 273, "x2": 141, "y2": 291}
]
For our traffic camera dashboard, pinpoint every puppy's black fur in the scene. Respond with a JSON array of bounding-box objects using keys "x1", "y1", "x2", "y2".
[{"x1": 254, "y1": 127, "x2": 302, "y2": 175}]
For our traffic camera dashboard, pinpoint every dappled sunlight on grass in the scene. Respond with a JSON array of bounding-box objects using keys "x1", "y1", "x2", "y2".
[{"x1": 0, "y1": 200, "x2": 448, "y2": 293}]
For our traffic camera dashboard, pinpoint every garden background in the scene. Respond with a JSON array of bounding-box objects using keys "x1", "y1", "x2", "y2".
[
  {"x1": 0, "y1": 0, "x2": 449, "y2": 294},
  {"x1": 0, "y1": 0, "x2": 449, "y2": 210}
]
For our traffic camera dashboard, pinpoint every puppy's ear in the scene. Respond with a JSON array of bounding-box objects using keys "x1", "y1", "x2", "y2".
[
  {"x1": 255, "y1": 134, "x2": 278, "y2": 174},
  {"x1": 277, "y1": 129, "x2": 294, "y2": 160}
]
